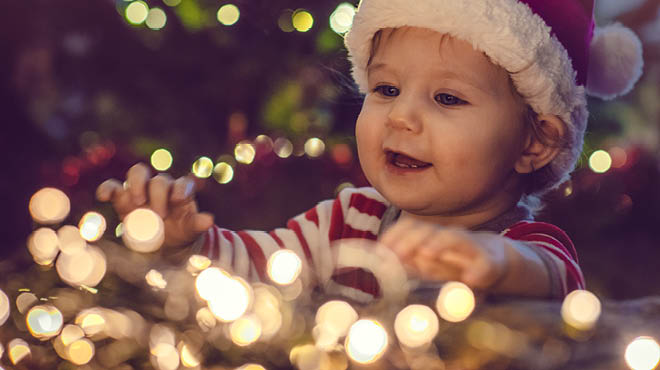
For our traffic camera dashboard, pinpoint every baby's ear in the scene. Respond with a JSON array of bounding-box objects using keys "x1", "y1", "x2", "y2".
[{"x1": 514, "y1": 114, "x2": 566, "y2": 174}]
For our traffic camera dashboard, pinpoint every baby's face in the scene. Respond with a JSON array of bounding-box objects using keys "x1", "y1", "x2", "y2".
[{"x1": 356, "y1": 27, "x2": 530, "y2": 226}]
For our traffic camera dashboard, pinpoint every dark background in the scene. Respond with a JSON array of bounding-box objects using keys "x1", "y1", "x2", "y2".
[{"x1": 1, "y1": 0, "x2": 659, "y2": 300}]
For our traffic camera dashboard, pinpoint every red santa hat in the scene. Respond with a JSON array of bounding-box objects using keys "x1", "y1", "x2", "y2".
[{"x1": 344, "y1": 0, "x2": 644, "y2": 194}]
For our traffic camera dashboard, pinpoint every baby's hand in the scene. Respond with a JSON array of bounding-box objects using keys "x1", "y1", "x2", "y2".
[
  {"x1": 96, "y1": 163, "x2": 214, "y2": 249},
  {"x1": 380, "y1": 218, "x2": 509, "y2": 291}
]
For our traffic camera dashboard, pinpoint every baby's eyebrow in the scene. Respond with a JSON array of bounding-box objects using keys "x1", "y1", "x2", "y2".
[{"x1": 368, "y1": 62, "x2": 495, "y2": 97}]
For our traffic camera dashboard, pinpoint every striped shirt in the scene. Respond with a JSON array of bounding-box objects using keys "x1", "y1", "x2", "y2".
[{"x1": 195, "y1": 187, "x2": 585, "y2": 301}]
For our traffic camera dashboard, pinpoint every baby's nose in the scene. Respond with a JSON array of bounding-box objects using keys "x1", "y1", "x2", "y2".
[{"x1": 386, "y1": 98, "x2": 423, "y2": 133}]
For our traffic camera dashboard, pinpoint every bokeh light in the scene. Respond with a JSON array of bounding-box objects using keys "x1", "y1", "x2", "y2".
[
  {"x1": 230, "y1": 315, "x2": 262, "y2": 346},
  {"x1": 589, "y1": 150, "x2": 612, "y2": 173},
  {"x1": 16, "y1": 292, "x2": 38, "y2": 314},
  {"x1": 125, "y1": 1, "x2": 149, "y2": 25},
  {"x1": 151, "y1": 148, "x2": 173, "y2": 171},
  {"x1": 68, "y1": 338, "x2": 95, "y2": 365},
  {"x1": 252, "y1": 285, "x2": 283, "y2": 340},
  {"x1": 122, "y1": 208, "x2": 165, "y2": 253},
  {"x1": 213, "y1": 162, "x2": 234, "y2": 184},
  {"x1": 304, "y1": 138, "x2": 325, "y2": 158},
  {"x1": 561, "y1": 290, "x2": 601, "y2": 331},
  {"x1": 58, "y1": 225, "x2": 87, "y2": 253},
  {"x1": 195, "y1": 307, "x2": 216, "y2": 332},
  {"x1": 192, "y1": 156, "x2": 214, "y2": 178},
  {"x1": 315, "y1": 300, "x2": 358, "y2": 339},
  {"x1": 345, "y1": 319, "x2": 388, "y2": 364},
  {"x1": 29, "y1": 187, "x2": 71, "y2": 225},
  {"x1": 217, "y1": 4, "x2": 240, "y2": 26},
  {"x1": 329, "y1": 2, "x2": 356, "y2": 34},
  {"x1": 274, "y1": 137, "x2": 294, "y2": 158},
  {"x1": 278, "y1": 10, "x2": 295, "y2": 32},
  {"x1": 0, "y1": 289, "x2": 9, "y2": 327},
  {"x1": 179, "y1": 341, "x2": 201, "y2": 367},
  {"x1": 187, "y1": 254, "x2": 211, "y2": 274},
  {"x1": 56, "y1": 244, "x2": 107, "y2": 287},
  {"x1": 76, "y1": 309, "x2": 107, "y2": 337},
  {"x1": 235, "y1": 142, "x2": 256, "y2": 164},
  {"x1": 436, "y1": 281, "x2": 475, "y2": 322},
  {"x1": 163, "y1": 0, "x2": 180, "y2": 6},
  {"x1": 394, "y1": 304, "x2": 440, "y2": 348},
  {"x1": 195, "y1": 267, "x2": 233, "y2": 301},
  {"x1": 146, "y1": 7, "x2": 167, "y2": 30},
  {"x1": 267, "y1": 250, "x2": 302, "y2": 285},
  {"x1": 610, "y1": 146, "x2": 628, "y2": 168},
  {"x1": 26, "y1": 305, "x2": 63, "y2": 340},
  {"x1": 207, "y1": 277, "x2": 252, "y2": 322},
  {"x1": 152, "y1": 343, "x2": 179, "y2": 370},
  {"x1": 78, "y1": 211, "x2": 107, "y2": 242},
  {"x1": 237, "y1": 364, "x2": 266, "y2": 370},
  {"x1": 8, "y1": 338, "x2": 30, "y2": 365},
  {"x1": 625, "y1": 336, "x2": 660, "y2": 370},
  {"x1": 115, "y1": 223, "x2": 124, "y2": 237},
  {"x1": 27, "y1": 227, "x2": 60, "y2": 265},
  {"x1": 60, "y1": 325, "x2": 85, "y2": 346},
  {"x1": 146, "y1": 269, "x2": 168, "y2": 289},
  {"x1": 292, "y1": 9, "x2": 314, "y2": 32}
]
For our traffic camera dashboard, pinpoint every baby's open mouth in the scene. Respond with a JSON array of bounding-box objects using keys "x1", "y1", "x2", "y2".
[{"x1": 386, "y1": 150, "x2": 432, "y2": 169}]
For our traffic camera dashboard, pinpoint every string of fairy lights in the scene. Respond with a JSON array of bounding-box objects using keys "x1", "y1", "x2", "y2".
[
  {"x1": 118, "y1": 0, "x2": 357, "y2": 35},
  {"x1": 0, "y1": 182, "x2": 659, "y2": 369}
]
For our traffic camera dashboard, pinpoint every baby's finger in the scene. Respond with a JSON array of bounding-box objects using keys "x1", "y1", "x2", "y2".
[
  {"x1": 126, "y1": 163, "x2": 151, "y2": 206},
  {"x1": 191, "y1": 212, "x2": 214, "y2": 234},
  {"x1": 148, "y1": 174, "x2": 173, "y2": 219},
  {"x1": 379, "y1": 217, "x2": 416, "y2": 247},
  {"x1": 170, "y1": 176, "x2": 195, "y2": 203},
  {"x1": 387, "y1": 222, "x2": 436, "y2": 258},
  {"x1": 96, "y1": 179, "x2": 123, "y2": 202}
]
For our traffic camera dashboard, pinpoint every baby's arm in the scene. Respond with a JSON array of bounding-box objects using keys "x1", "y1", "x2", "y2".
[{"x1": 382, "y1": 218, "x2": 583, "y2": 298}]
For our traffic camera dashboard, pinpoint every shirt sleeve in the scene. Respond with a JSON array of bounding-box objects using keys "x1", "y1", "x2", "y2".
[
  {"x1": 192, "y1": 187, "x2": 389, "y2": 294},
  {"x1": 502, "y1": 221, "x2": 586, "y2": 298}
]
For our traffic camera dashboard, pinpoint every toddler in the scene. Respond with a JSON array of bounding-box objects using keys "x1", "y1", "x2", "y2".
[{"x1": 97, "y1": 0, "x2": 643, "y2": 301}]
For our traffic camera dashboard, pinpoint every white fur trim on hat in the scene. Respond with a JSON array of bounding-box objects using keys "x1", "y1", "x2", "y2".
[
  {"x1": 344, "y1": 0, "x2": 588, "y2": 193},
  {"x1": 587, "y1": 23, "x2": 644, "y2": 100}
]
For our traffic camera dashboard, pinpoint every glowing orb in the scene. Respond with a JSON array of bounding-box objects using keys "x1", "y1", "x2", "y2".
[
  {"x1": 195, "y1": 267, "x2": 233, "y2": 301},
  {"x1": 561, "y1": 290, "x2": 601, "y2": 331},
  {"x1": 217, "y1": 4, "x2": 240, "y2": 26},
  {"x1": 315, "y1": 300, "x2": 358, "y2": 339},
  {"x1": 274, "y1": 137, "x2": 293, "y2": 158},
  {"x1": 625, "y1": 337, "x2": 660, "y2": 370},
  {"x1": 126, "y1": 1, "x2": 149, "y2": 25},
  {"x1": 122, "y1": 208, "x2": 165, "y2": 253},
  {"x1": 330, "y1": 3, "x2": 356, "y2": 35},
  {"x1": 26, "y1": 305, "x2": 63, "y2": 340},
  {"x1": 29, "y1": 187, "x2": 70, "y2": 225},
  {"x1": 146, "y1": 7, "x2": 167, "y2": 30},
  {"x1": 436, "y1": 281, "x2": 475, "y2": 322},
  {"x1": 67, "y1": 338, "x2": 95, "y2": 365},
  {"x1": 27, "y1": 227, "x2": 60, "y2": 265},
  {"x1": 230, "y1": 315, "x2": 262, "y2": 346},
  {"x1": 79, "y1": 211, "x2": 107, "y2": 242},
  {"x1": 192, "y1": 156, "x2": 214, "y2": 178},
  {"x1": 0, "y1": 289, "x2": 10, "y2": 327},
  {"x1": 213, "y1": 162, "x2": 234, "y2": 184},
  {"x1": 267, "y1": 250, "x2": 302, "y2": 285},
  {"x1": 8, "y1": 338, "x2": 30, "y2": 364},
  {"x1": 304, "y1": 138, "x2": 325, "y2": 158},
  {"x1": 345, "y1": 319, "x2": 388, "y2": 364},
  {"x1": 146, "y1": 269, "x2": 167, "y2": 289},
  {"x1": 151, "y1": 148, "x2": 173, "y2": 171},
  {"x1": 394, "y1": 304, "x2": 439, "y2": 348},
  {"x1": 292, "y1": 9, "x2": 314, "y2": 32},
  {"x1": 589, "y1": 150, "x2": 612, "y2": 174},
  {"x1": 234, "y1": 142, "x2": 256, "y2": 164},
  {"x1": 207, "y1": 277, "x2": 252, "y2": 322}
]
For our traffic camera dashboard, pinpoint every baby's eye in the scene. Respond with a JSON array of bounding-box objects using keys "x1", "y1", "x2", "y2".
[
  {"x1": 373, "y1": 85, "x2": 400, "y2": 97},
  {"x1": 435, "y1": 93, "x2": 467, "y2": 106}
]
